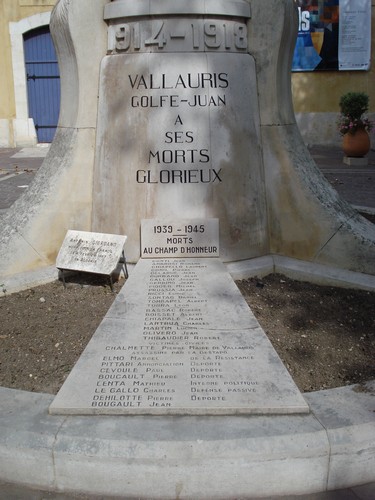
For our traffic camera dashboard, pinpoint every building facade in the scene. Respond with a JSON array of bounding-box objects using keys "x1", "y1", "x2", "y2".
[
  {"x1": 0, "y1": 0, "x2": 374, "y2": 147},
  {"x1": 293, "y1": 0, "x2": 375, "y2": 145}
]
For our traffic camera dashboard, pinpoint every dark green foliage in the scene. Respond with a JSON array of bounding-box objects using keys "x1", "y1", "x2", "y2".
[{"x1": 339, "y1": 92, "x2": 369, "y2": 120}]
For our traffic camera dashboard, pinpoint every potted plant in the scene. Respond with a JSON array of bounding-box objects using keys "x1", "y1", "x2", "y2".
[{"x1": 338, "y1": 92, "x2": 373, "y2": 157}]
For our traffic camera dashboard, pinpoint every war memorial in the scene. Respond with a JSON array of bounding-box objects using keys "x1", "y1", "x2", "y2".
[{"x1": 0, "y1": 0, "x2": 374, "y2": 497}]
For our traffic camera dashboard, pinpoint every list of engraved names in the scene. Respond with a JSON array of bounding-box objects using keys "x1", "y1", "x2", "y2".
[{"x1": 91, "y1": 259, "x2": 259, "y2": 410}]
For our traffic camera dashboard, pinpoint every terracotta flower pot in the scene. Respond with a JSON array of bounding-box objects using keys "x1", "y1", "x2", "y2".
[{"x1": 342, "y1": 128, "x2": 371, "y2": 158}]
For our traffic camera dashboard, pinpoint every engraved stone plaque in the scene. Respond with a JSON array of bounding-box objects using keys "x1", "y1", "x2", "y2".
[
  {"x1": 56, "y1": 230, "x2": 127, "y2": 275},
  {"x1": 92, "y1": 49, "x2": 268, "y2": 264},
  {"x1": 141, "y1": 218, "x2": 219, "y2": 258},
  {"x1": 50, "y1": 258, "x2": 309, "y2": 416}
]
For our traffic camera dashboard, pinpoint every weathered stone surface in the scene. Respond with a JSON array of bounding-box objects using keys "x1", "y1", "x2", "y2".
[
  {"x1": 50, "y1": 258, "x2": 309, "y2": 415},
  {"x1": 56, "y1": 230, "x2": 127, "y2": 275}
]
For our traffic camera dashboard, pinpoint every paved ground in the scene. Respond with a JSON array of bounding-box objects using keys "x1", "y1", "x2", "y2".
[
  {"x1": 310, "y1": 145, "x2": 375, "y2": 211},
  {"x1": 0, "y1": 146, "x2": 49, "y2": 215},
  {"x1": 0, "y1": 480, "x2": 374, "y2": 499},
  {"x1": 0, "y1": 144, "x2": 374, "y2": 499},
  {"x1": 1, "y1": 145, "x2": 374, "y2": 215}
]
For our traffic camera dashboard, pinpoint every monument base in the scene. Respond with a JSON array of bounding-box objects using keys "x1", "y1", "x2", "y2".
[
  {"x1": 2, "y1": 381, "x2": 375, "y2": 498},
  {"x1": 50, "y1": 257, "x2": 308, "y2": 416}
]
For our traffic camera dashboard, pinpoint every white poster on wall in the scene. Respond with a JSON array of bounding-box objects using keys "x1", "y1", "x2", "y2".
[
  {"x1": 339, "y1": 0, "x2": 371, "y2": 70},
  {"x1": 293, "y1": 0, "x2": 371, "y2": 72}
]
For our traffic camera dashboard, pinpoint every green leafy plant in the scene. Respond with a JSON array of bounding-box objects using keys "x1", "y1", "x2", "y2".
[{"x1": 338, "y1": 92, "x2": 373, "y2": 135}]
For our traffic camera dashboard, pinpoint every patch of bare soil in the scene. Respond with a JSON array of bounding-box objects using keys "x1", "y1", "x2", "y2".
[
  {"x1": 0, "y1": 276, "x2": 124, "y2": 394},
  {"x1": 0, "y1": 274, "x2": 374, "y2": 394},
  {"x1": 237, "y1": 275, "x2": 375, "y2": 392}
]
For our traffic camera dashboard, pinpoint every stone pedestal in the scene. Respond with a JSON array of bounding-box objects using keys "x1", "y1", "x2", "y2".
[{"x1": 92, "y1": 49, "x2": 267, "y2": 262}]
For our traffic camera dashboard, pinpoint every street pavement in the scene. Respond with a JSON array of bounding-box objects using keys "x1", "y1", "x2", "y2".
[
  {"x1": 310, "y1": 145, "x2": 375, "y2": 212},
  {"x1": 0, "y1": 146, "x2": 49, "y2": 215},
  {"x1": 1, "y1": 145, "x2": 375, "y2": 215},
  {"x1": 0, "y1": 479, "x2": 374, "y2": 499}
]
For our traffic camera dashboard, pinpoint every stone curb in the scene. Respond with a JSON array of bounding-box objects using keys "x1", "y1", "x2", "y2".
[
  {"x1": 353, "y1": 205, "x2": 375, "y2": 216},
  {"x1": 0, "y1": 265, "x2": 57, "y2": 295},
  {"x1": 228, "y1": 255, "x2": 375, "y2": 291},
  {"x1": 0, "y1": 381, "x2": 373, "y2": 498},
  {"x1": 0, "y1": 264, "x2": 135, "y2": 296},
  {"x1": 3, "y1": 254, "x2": 375, "y2": 295}
]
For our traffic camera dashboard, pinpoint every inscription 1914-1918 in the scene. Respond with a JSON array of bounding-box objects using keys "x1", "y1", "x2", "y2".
[{"x1": 110, "y1": 20, "x2": 248, "y2": 53}]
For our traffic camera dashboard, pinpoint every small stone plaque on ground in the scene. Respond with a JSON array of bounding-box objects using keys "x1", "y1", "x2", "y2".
[
  {"x1": 141, "y1": 219, "x2": 219, "y2": 258},
  {"x1": 50, "y1": 258, "x2": 309, "y2": 416},
  {"x1": 56, "y1": 230, "x2": 127, "y2": 275}
]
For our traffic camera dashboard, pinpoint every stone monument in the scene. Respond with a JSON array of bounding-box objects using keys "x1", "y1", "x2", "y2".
[
  {"x1": 1, "y1": 1, "x2": 375, "y2": 496},
  {"x1": 0, "y1": 0, "x2": 374, "y2": 278}
]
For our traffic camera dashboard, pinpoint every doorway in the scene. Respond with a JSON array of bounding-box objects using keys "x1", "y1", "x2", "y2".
[{"x1": 24, "y1": 26, "x2": 60, "y2": 143}]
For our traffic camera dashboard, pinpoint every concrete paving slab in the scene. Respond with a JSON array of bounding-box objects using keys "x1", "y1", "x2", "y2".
[
  {"x1": 0, "y1": 388, "x2": 65, "y2": 492},
  {"x1": 267, "y1": 491, "x2": 358, "y2": 499},
  {"x1": 0, "y1": 265, "x2": 57, "y2": 294},
  {"x1": 311, "y1": 145, "x2": 375, "y2": 210},
  {"x1": 305, "y1": 381, "x2": 375, "y2": 491},
  {"x1": 0, "y1": 147, "x2": 46, "y2": 211},
  {"x1": 1, "y1": 481, "x2": 375, "y2": 499},
  {"x1": 225, "y1": 256, "x2": 375, "y2": 292},
  {"x1": 11, "y1": 146, "x2": 49, "y2": 158},
  {"x1": 226, "y1": 255, "x2": 275, "y2": 280},
  {"x1": 351, "y1": 482, "x2": 375, "y2": 500},
  {"x1": 0, "y1": 382, "x2": 374, "y2": 498},
  {"x1": 52, "y1": 412, "x2": 328, "y2": 498},
  {"x1": 273, "y1": 256, "x2": 375, "y2": 291}
]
